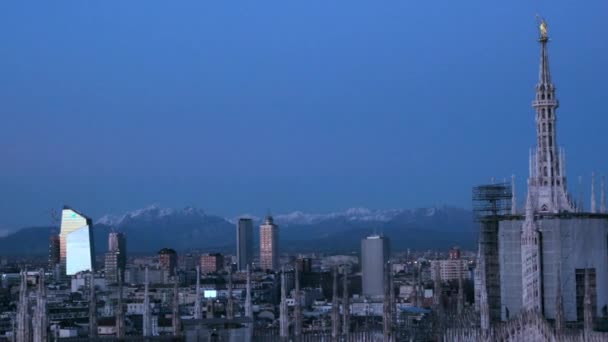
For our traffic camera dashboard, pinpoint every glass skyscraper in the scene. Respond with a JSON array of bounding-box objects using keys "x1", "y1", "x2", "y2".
[
  {"x1": 236, "y1": 218, "x2": 253, "y2": 271},
  {"x1": 59, "y1": 207, "x2": 95, "y2": 276}
]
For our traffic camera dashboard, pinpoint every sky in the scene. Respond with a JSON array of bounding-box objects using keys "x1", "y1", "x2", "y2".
[{"x1": 1, "y1": 1, "x2": 607, "y2": 228}]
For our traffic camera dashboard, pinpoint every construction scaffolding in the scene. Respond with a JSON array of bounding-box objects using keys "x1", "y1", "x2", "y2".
[
  {"x1": 472, "y1": 183, "x2": 512, "y2": 221},
  {"x1": 472, "y1": 182, "x2": 512, "y2": 324}
]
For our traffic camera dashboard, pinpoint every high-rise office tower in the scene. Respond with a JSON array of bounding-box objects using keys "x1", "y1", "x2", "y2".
[
  {"x1": 159, "y1": 248, "x2": 178, "y2": 276},
  {"x1": 105, "y1": 232, "x2": 126, "y2": 283},
  {"x1": 59, "y1": 206, "x2": 95, "y2": 276},
  {"x1": 48, "y1": 235, "x2": 60, "y2": 271},
  {"x1": 361, "y1": 235, "x2": 390, "y2": 297},
  {"x1": 259, "y1": 215, "x2": 279, "y2": 271},
  {"x1": 236, "y1": 218, "x2": 254, "y2": 271}
]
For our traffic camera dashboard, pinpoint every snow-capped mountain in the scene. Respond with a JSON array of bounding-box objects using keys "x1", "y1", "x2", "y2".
[
  {"x1": 268, "y1": 207, "x2": 445, "y2": 226},
  {"x1": 96, "y1": 204, "x2": 206, "y2": 227},
  {"x1": 0, "y1": 205, "x2": 475, "y2": 255}
]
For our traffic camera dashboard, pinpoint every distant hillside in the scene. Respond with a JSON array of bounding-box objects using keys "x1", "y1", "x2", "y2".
[{"x1": 0, "y1": 205, "x2": 475, "y2": 256}]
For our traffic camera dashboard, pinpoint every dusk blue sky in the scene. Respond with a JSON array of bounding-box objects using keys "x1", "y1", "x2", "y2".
[{"x1": 1, "y1": 1, "x2": 607, "y2": 228}]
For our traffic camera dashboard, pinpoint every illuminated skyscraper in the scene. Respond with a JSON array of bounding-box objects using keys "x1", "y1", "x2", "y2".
[
  {"x1": 236, "y1": 218, "x2": 253, "y2": 271},
  {"x1": 105, "y1": 232, "x2": 126, "y2": 283},
  {"x1": 59, "y1": 206, "x2": 95, "y2": 276},
  {"x1": 259, "y1": 215, "x2": 279, "y2": 271}
]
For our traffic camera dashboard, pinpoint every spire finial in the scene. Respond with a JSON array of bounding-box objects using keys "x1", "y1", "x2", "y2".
[
  {"x1": 578, "y1": 176, "x2": 585, "y2": 212},
  {"x1": 538, "y1": 16, "x2": 549, "y2": 42},
  {"x1": 591, "y1": 172, "x2": 597, "y2": 213},
  {"x1": 601, "y1": 175, "x2": 606, "y2": 213},
  {"x1": 511, "y1": 175, "x2": 517, "y2": 215}
]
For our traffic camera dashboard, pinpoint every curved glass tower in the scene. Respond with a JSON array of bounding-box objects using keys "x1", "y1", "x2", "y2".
[{"x1": 60, "y1": 207, "x2": 95, "y2": 276}]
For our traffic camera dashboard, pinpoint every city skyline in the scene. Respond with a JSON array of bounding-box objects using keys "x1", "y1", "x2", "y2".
[{"x1": 1, "y1": 2, "x2": 608, "y2": 229}]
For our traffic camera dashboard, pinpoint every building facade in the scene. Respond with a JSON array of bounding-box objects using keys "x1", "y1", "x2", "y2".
[
  {"x1": 259, "y1": 215, "x2": 279, "y2": 271},
  {"x1": 236, "y1": 218, "x2": 254, "y2": 271},
  {"x1": 59, "y1": 207, "x2": 95, "y2": 277},
  {"x1": 361, "y1": 235, "x2": 390, "y2": 298},
  {"x1": 431, "y1": 259, "x2": 468, "y2": 282},
  {"x1": 200, "y1": 253, "x2": 224, "y2": 274},
  {"x1": 158, "y1": 248, "x2": 178, "y2": 277}
]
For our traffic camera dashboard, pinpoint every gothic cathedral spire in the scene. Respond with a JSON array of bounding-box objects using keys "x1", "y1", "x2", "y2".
[{"x1": 529, "y1": 18, "x2": 575, "y2": 213}]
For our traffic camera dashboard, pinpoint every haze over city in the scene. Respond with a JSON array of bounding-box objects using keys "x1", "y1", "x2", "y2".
[{"x1": 2, "y1": 1, "x2": 608, "y2": 229}]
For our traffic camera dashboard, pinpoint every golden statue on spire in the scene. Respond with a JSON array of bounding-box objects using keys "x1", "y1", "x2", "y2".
[{"x1": 538, "y1": 17, "x2": 548, "y2": 41}]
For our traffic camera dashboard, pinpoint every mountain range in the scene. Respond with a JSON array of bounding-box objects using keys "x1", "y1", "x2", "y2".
[{"x1": 0, "y1": 205, "x2": 477, "y2": 256}]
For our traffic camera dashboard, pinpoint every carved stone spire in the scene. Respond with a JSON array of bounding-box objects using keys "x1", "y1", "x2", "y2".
[
  {"x1": 89, "y1": 273, "x2": 97, "y2": 338},
  {"x1": 583, "y1": 268, "x2": 594, "y2": 333},
  {"x1": 116, "y1": 270, "x2": 125, "y2": 339},
  {"x1": 172, "y1": 279, "x2": 182, "y2": 337},
  {"x1": 226, "y1": 268, "x2": 234, "y2": 320},
  {"x1": 521, "y1": 184, "x2": 542, "y2": 311},
  {"x1": 16, "y1": 270, "x2": 31, "y2": 342},
  {"x1": 33, "y1": 269, "x2": 47, "y2": 342},
  {"x1": 511, "y1": 175, "x2": 517, "y2": 215},
  {"x1": 457, "y1": 263, "x2": 464, "y2": 315},
  {"x1": 342, "y1": 267, "x2": 350, "y2": 337},
  {"x1": 601, "y1": 175, "x2": 606, "y2": 213},
  {"x1": 331, "y1": 267, "x2": 340, "y2": 341},
  {"x1": 579, "y1": 176, "x2": 584, "y2": 212},
  {"x1": 433, "y1": 263, "x2": 441, "y2": 309},
  {"x1": 143, "y1": 267, "x2": 152, "y2": 337},
  {"x1": 529, "y1": 18, "x2": 573, "y2": 213},
  {"x1": 415, "y1": 263, "x2": 423, "y2": 307},
  {"x1": 294, "y1": 264, "x2": 302, "y2": 339},
  {"x1": 245, "y1": 265, "x2": 253, "y2": 319},
  {"x1": 383, "y1": 263, "x2": 393, "y2": 342},
  {"x1": 554, "y1": 268, "x2": 565, "y2": 333},
  {"x1": 245, "y1": 265, "x2": 253, "y2": 341},
  {"x1": 279, "y1": 268, "x2": 289, "y2": 340},
  {"x1": 591, "y1": 172, "x2": 597, "y2": 213},
  {"x1": 479, "y1": 253, "x2": 490, "y2": 331},
  {"x1": 194, "y1": 266, "x2": 201, "y2": 320}
]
